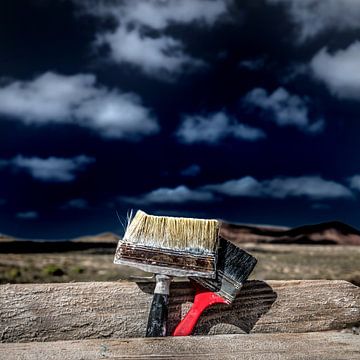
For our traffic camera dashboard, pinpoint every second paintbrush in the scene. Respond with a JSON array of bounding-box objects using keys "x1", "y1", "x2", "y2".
[{"x1": 173, "y1": 237, "x2": 257, "y2": 336}]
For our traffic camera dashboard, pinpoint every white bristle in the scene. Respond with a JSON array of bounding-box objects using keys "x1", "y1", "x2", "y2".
[{"x1": 123, "y1": 210, "x2": 219, "y2": 255}]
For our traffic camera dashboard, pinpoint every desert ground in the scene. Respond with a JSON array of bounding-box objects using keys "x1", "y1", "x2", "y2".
[
  {"x1": 1, "y1": 221, "x2": 360, "y2": 285},
  {"x1": 1, "y1": 242, "x2": 359, "y2": 286}
]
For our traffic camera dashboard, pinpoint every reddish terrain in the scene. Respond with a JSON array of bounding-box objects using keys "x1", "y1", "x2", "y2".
[{"x1": 220, "y1": 221, "x2": 360, "y2": 246}]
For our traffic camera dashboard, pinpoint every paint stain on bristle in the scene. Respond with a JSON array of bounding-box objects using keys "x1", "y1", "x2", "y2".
[{"x1": 114, "y1": 210, "x2": 219, "y2": 277}]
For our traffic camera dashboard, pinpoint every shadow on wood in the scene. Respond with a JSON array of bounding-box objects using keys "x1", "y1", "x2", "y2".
[
  {"x1": 195, "y1": 280, "x2": 277, "y2": 334},
  {"x1": 137, "y1": 280, "x2": 277, "y2": 335}
]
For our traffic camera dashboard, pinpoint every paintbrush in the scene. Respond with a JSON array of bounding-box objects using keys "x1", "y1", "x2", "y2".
[
  {"x1": 114, "y1": 210, "x2": 219, "y2": 337},
  {"x1": 173, "y1": 237, "x2": 257, "y2": 336}
]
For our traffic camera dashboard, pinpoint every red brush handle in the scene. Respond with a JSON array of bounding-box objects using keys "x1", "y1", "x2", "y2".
[{"x1": 172, "y1": 283, "x2": 228, "y2": 336}]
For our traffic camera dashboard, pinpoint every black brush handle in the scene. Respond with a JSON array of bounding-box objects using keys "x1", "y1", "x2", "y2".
[{"x1": 145, "y1": 274, "x2": 172, "y2": 337}]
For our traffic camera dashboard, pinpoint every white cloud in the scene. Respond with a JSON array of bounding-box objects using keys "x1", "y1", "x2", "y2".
[
  {"x1": 121, "y1": 175, "x2": 353, "y2": 206},
  {"x1": 77, "y1": 0, "x2": 228, "y2": 78},
  {"x1": 0, "y1": 72, "x2": 95, "y2": 123},
  {"x1": 264, "y1": 176, "x2": 352, "y2": 200},
  {"x1": 96, "y1": 26, "x2": 205, "y2": 78},
  {"x1": 203, "y1": 176, "x2": 263, "y2": 197},
  {"x1": 281, "y1": 63, "x2": 308, "y2": 83},
  {"x1": 243, "y1": 87, "x2": 324, "y2": 133},
  {"x1": 204, "y1": 175, "x2": 353, "y2": 200},
  {"x1": 267, "y1": 0, "x2": 360, "y2": 42},
  {"x1": 0, "y1": 72, "x2": 159, "y2": 139},
  {"x1": 61, "y1": 198, "x2": 89, "y2": 209},
  {"x1": 98, "y1": 0, "x2": 228, "y2": 30},
  {"x1": 181, "y1": 164, "x2": 201, "y2": 177},
  {"x1": 310, "y1": 42, "x2": 360, "y2": 101},
  {"x1": 311, "y1": 203, "x2": 331, "y2": 210},
  {"x1": 238, "y1": 58, "x2": 265, "y2": 71},
  {"x1": 74, "y1": 88, "x2": 159, "y2": 139},
  {"x1": 1, "y1": 155, "x2": 94, "y2": 182},
  {"x1": 176, "y1": 111, "x2": 266, "y2": 144},
  {"x1": 349, "y1": 175, "x2": 360, "y2": 191},
  {"x1": 122, "y1": 185, "x2": 214, "y2": 204},
  {"x1": 16, "y1": 211, "x2": 39, "y2": 220}
]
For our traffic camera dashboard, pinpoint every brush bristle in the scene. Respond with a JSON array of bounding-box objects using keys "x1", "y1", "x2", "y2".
[
  {"x1": 218, "y1": 238, "x2": 257, "y2": 283},
  {"x1": 114, "y1": 210, "x2": 219, "y2": 277},
  {"x1": 192, "y1": 237, "x2": 257, "y2": 302},
  {"x1": 123, "y1": 210, "x2": 219, "y2": 254}
]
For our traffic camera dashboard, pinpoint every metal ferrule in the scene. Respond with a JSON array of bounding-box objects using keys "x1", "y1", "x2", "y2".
[
  {"x1": 154, "y1": 274, "x2": 172, "y2": 295},
  {"x1": 216, "y1": 270, "x2": 243, "y2": 303},
  {"x1": 194, "y1": 270, "x2": 243, "y2": 303}
]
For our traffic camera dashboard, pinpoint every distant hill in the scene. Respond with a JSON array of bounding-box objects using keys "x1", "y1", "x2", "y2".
[
  {"x1": 1, "y1": 220, "x2": 360, "y2": 254},
  {"x1": 0, "y1": 232, "x2": 120, "y2": 253},
  {"x1": 72, "y1": 232, "x2": 120, "y2": 244},
  {"x1": 0, "y1": 233, "x2": 14, "y2": 242},
  {"x1": 220, "y1": 221, "x2": 360, "y2": 245}
]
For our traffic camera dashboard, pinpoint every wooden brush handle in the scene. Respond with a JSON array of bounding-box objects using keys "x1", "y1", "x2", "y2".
[
  {"x1": 145, "y1": 274, "x2": 172, "y2": 337},
  {"x1": 172, "y1": 283, "x2": 228, "y2": 336}
]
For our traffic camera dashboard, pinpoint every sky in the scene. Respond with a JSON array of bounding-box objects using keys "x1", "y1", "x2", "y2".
[{"x1": 1, "y1": 0, "x2": 360, "y2": 239}]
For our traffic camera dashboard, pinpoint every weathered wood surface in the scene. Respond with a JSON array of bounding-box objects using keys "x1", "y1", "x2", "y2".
[
  {"x1": 0, "y1": 280, "x2": 359, "y2": 343},
  {"x1": 1, "y1": 333, "x2": 359, "y2": 360}
]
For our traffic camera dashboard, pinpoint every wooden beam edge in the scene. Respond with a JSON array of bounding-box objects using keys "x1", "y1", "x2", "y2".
[{"x1": 0, "y1": 332, "x2": 359, "y2": 360}]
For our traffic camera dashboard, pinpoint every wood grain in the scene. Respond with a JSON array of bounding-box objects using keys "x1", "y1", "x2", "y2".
[
  {"x1": 0, "y1": 280, "x2": 359, "y2": 342},
  {"x1": 0, "y1": 332, "x2": 359, "y2": 360}
]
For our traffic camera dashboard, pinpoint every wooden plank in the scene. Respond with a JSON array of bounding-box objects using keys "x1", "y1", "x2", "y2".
[
  {"x1": 0, "y1": 333, "x2": 359, "y2": 360},
  {"x1": 0, "y1": 280, "x2": 359, "y2": 342}
]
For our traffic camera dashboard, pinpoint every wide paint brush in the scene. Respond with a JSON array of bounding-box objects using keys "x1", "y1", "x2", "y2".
[
  {"x1": 114, "y1": 210, "x2": 219, "y2": 337},
  {"x1": 173, "y1": 237, "x2": 257, "y2": 336}
]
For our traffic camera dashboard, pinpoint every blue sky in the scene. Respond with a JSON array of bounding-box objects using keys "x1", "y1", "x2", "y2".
[{"x1": 1, "y1": 0, "x2": 360, "y2": 239}]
